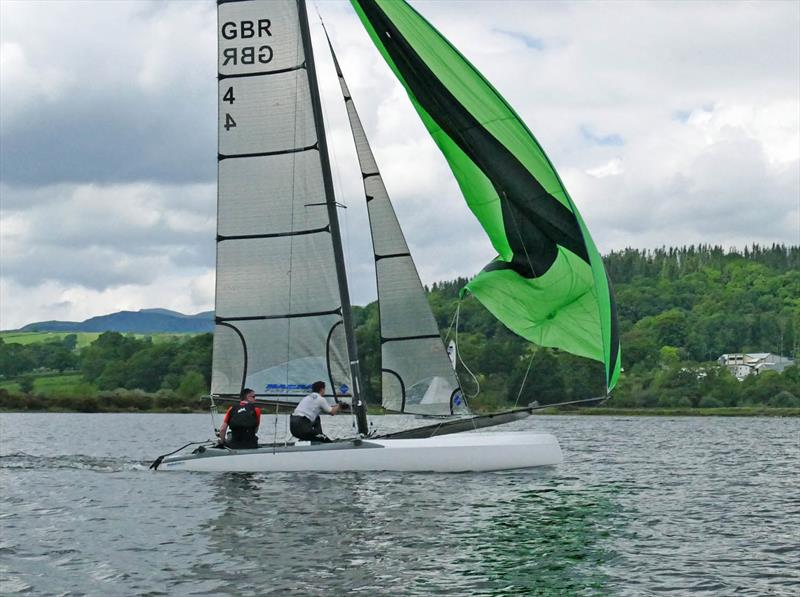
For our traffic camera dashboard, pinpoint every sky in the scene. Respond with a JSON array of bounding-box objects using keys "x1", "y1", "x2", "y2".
[{"x1": 1, "y1": 0, "x2": 798, "y2": 330}]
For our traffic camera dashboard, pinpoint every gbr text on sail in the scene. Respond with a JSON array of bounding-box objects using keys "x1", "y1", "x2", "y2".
[{"x1": 220, "y1": 19, "x2": 273, "y2": 66}]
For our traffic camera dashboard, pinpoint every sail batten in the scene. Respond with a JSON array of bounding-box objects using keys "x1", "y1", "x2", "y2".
[
  {"x1": 218, "y1": 63, "x2": 307, "y2": 80},
  {"x1": 381, "y1": 334, "x2": 442, "y2": 343},
  {"x1": 218, "y1": 143, "x2": 319, "y2": 160},
  {"x1": 218, "y1": 225, "x2": 331, "y2": 241},
  {"x1": 217, "y1": 308, "x2": 343, "y2": 322}
]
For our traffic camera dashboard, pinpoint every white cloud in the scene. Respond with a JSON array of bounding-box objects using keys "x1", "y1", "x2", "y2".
[
  {"x1": 0, "y1": 0, "x2": 216, "y2": 185},
  {"x1": 0, "y1": 274, "x2": 214, "y2": 331},
  {"x1": 587, "y1": 159, "x2": 624, "y2": 179},
  {"x1": 0, "y1": 42, "x2": 72, "y2": 121},
  {"x1": 0, "y1": 182, "x2": 215, "y2": 314}
]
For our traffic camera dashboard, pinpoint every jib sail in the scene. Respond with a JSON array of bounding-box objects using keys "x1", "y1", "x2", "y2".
[{"x1": 324, "y1": 26, "x2": 467, "y2": 415}]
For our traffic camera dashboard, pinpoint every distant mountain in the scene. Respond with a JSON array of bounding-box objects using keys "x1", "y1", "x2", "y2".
[{"x1": 19, "y1": 309, "x2": 214, "y2": 334}]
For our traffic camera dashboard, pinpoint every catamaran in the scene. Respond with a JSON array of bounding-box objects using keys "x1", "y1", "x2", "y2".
[{"x1": 151, "y1": 0, "x2": 621, "y2": 472}]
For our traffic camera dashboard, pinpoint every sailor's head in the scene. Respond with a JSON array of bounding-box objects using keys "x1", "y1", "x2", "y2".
[
  {"x1": 240, "y1": 388, "x2": 255, "y2": 402},
  {"x1": 311, "y1": 381, "x2": 326, "y2": 395}
]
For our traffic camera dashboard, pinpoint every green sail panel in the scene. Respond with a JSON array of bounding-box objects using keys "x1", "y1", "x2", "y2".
[{"x1": 351, "y1": 0, "x2": 621, "y2": 391}]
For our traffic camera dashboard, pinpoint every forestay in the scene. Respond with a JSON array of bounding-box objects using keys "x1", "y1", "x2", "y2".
[
  {"x1": 324, "y1": 29, "x2": 467, "y2": 416},
  {"x1": 212, "y1": 0, "x2": 352, "y2": 404}
]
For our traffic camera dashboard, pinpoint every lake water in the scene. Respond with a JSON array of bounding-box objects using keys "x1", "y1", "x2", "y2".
[{"x1": 1, "y1": 413, "x2": 798, "y2": 596}]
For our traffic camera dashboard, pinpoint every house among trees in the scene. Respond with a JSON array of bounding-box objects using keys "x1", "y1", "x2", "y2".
[{"x1": 718, "y1": 353, "x2": 795, "y2": 381}]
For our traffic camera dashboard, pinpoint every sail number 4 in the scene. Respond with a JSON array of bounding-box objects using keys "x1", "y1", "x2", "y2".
[
  {"x1": 220, "y1": 19, "x2": 274, "y2": 66},
  {"x1": 223, "y1": 87, "x2": 236, "y2": 130}
]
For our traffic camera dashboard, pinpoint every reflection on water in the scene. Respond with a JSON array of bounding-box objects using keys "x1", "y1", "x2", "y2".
[
  {"x1": 1, "y1": 413, "x2": 798, "y2": 595},
  {"x1": 184, "y1": 469, "x2": 619, "y2": 595},
  {"x1": 457, "y1": 484, "x2": 619, "y2": 595}
]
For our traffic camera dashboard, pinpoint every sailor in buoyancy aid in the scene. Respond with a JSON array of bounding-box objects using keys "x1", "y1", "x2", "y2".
[{"x1": 217, "y1": 388, "x2": 261, "y2": 449}]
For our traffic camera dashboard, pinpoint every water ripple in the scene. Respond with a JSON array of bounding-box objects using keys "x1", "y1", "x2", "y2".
[
  {"x1": 1, "y1": 452, "x2": 135, "y2": 472},
  {"x1": 0, "y1": 413, "x2": 798, "y2": 595}
]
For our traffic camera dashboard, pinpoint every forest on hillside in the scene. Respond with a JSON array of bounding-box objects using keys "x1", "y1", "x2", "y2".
[{"x1": 1, "y1": 244, "x2": 798, "y2": 411}]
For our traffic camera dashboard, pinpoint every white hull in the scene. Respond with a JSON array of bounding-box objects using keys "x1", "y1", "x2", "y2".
[{"x1": 158, "y1": 432, "x2": 562, "y2": 473}]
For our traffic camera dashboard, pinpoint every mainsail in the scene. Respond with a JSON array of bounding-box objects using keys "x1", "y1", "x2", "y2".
[
  {"x1": 352, "y1": 0, "x2": 622, "y2": 392},
  {"x1": 212, "y1": 0, "x2": 362, "y2": 413},
  {"x1": 323, "y1": 28, "x2": 467, "y2": 416}
]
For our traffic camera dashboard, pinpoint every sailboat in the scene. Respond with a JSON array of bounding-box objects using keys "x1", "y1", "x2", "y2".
[{"x1": 152, "y1": 0, "x2": 620, "y2": 472}]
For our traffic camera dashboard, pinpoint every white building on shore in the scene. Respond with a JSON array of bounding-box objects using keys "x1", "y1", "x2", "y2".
[{"x1": 718, "y1": 353, "x2": 795, "y2": 381}]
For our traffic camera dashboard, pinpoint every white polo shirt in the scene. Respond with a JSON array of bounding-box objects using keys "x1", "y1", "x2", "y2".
[{"x1": 292, "y1": 392, "x2": 332, "y2": 422}]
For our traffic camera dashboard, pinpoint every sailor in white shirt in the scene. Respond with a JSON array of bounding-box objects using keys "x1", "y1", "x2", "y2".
[{"x1": 290, "y1": 381, "x2": 342, "y2": 442}]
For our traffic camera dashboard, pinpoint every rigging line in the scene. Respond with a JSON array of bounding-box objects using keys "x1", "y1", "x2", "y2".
[
  {"x1": 498, "y1": 189, "x2": 540, "y2": 408},
  {"x1": 454, "y1": 301, "x2": 480, "y2": 400},
  {"x1": 272, "y1": 400, "x2": 280, "y2": 450},
  {"x1": 316, "y1": 8, "x2": 360, "y2": 431},
  {"x1": 286, "y1": 402, "x2": 292, "y2": 446},
  {"x1": 315, "y1": 16, "x2": 356, "y2": 309},
  {"x1": 443, "y1": 303, "x2": 460, "y2": 344},
  {"x1": 513, "y1": 349, "x2": 536, "y2": 410},
  {"x1": 149, "y1": 441, "x2": 212, "y2": 470},
  {"x1": 209, "y1": 394, "x2": 219, "y2": 435},
  {"x1": 284, "y1": 12, "x2": 306, "y2": 397},
  {"x1": 441, "y1": 300, "x2": 465, "y2": 401},
  {"x1": 453, "y1": 301, "x2": 475, "y2": 427},
  {"x1": 313, "y1": 1, "x2": 323, "y2": 26}
]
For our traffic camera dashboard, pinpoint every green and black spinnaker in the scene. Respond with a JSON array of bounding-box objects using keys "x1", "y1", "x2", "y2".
[{"x1": 352, "y1": 0, "x2": 621, "y2": 392}]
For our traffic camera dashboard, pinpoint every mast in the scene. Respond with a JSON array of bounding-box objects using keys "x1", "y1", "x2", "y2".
[{"x1": 298, "y1": 0, "x2": 369, "y2": 435}]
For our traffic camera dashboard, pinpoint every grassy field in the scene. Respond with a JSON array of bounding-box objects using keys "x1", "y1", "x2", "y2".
[
  {"x1": 0, "y1": 331, "x2": 102, "y2": 348},
  {"x1": 0, "y1": 372, "x2": 90, "y2": 396},
  {"x1": 0, "y1": 331, "x2": 200, "y2": 347}
]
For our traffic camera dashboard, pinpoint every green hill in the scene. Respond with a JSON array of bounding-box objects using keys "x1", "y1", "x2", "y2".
[{"x1": 14, "y1": 309, "x2": 213, "y2": 334}]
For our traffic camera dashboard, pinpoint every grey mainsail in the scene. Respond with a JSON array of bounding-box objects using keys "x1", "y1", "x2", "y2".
[
  {"x1": 212, "y1": 0, "x2": 358, "y2": 410},
  {"x1": 324, "y1": 28, "x2": 467, "y2": 416}
]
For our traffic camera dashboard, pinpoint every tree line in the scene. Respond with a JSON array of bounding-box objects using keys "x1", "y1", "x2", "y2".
[
  {"x1": 1, "y1": 244, "x2": 798, "y2": 410},
  {"x1": 1, "y1": 333, "x2": 211, "y2": 400},
  {"x1": 415, "y1": 244, "x2": 799, "y2": 410},
  {"x1": 0, "y1": 334, "x2": 79, "y2": 377}
]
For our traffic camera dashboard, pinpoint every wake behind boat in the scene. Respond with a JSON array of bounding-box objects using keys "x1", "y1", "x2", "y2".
[{"x1": 152, "y1": 0, "x2": 620, "y2": 473}]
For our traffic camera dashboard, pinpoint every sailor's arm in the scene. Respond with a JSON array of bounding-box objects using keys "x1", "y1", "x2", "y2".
[
  {"x1": 317, "y1": 396, "x2": 341, "y2": 415},
  {"x1": 217, "y1": 407, "x2": 232, "y2": 445}
]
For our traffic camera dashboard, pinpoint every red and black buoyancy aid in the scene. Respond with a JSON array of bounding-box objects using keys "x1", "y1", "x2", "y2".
[{"x1": 228, "y1": 401, "x2": 258, "y2": 444}]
